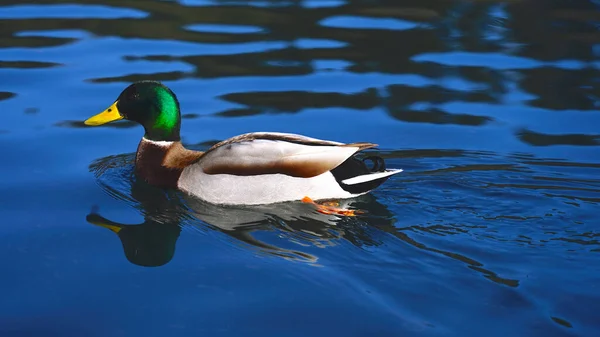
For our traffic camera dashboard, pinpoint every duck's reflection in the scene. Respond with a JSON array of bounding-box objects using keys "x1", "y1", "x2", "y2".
[
  {"x1": 86, "y1": 152, "x2": 396, "y2": 267},
  {"x1": 87, "y1": 213, "x2": 181, "y2": 267}
]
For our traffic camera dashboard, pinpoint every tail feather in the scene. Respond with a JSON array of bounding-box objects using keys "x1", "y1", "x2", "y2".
[
  {"x1": 330, "y1": 155, "x2": 402, "y2": 195},
  {"x1": 341, "y1": 169, "x2": 403, "y2": 185},
  {"x1": 340, "y1": 142, "x2": 378, "y2": 151}
]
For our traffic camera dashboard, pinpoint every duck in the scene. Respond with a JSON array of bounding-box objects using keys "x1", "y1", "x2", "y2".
[{"x1": 84, "y1": 80, "x2": 402, "y2": 206}]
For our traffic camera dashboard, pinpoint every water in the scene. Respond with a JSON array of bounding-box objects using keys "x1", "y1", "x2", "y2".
[{"x1": 1, "y1": 0, "x2": 599, "y2": 336}]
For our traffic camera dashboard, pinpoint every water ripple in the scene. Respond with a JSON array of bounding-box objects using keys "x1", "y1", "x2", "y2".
[
  {"x1": 185, "y1": 23, "x2": 264, "y2": 34},
  {"x1": 320, "y1": 15, "x2": 420, "y2": 30},
  {"x1": 0, "y1": 4, "x2": 148, "y2": 19},
  {"x1": 413, "y1": 52, "x2": 600, "y2": 70}
]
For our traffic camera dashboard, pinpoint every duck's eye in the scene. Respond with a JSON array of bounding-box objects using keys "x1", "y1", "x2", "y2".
[
  {"x1": 120, "y1": 86, "x2": 140, "y2": 102},
  {"x1": 125, "y1": 92, "x2": 139, "y2": 101}
]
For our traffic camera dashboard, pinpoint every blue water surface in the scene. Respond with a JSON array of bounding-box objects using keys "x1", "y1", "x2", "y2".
[{"x1": 1, "y1": 1, "x2": 599, "y2": 336}]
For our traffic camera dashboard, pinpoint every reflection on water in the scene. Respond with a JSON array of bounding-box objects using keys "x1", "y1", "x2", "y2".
[
  {"x1": 1, "y1": 0, "x2": 598, "y2": 145},
  {"x1": 87, "y1": 151, "x2": 395, "y2": 265},
  {"x1": 1, "y1": 0, "x2": 600, "y2": 335}
]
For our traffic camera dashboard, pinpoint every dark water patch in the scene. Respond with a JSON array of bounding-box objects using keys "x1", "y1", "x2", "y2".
[
  {"x1": 531, "y1": 176, "x2": 600, "y2": 193},
  {"x1": 517, "y1": 129, "x2": 600, "y2": 147},
  {"x1": 182, "y1": 113, "x2": 200, "y2": 119},
  {"x1": 355, "y1": 7, "x2": 440, "y2": 21},
  {"x1": 382, "y1": 83, "x2": 496, "y2": 126},
  {"x1": 89, "y1": 71, "x2": 189, "y2": 84},
  {"x1": 551, "y1": 8, "x2": 600, "y2": 23},
  {"x1": 0, "y1": 35, "x2": 76, "y2": 49},
  {"x1": 386, "y1": 84, "x2": 497, "y2": 104},
  {"x1": 217, "y1": 89, "x2": 378, "y2": 116},
  {"x1": 521, "y1": 160, "x2": 600, "y2": 169},
  {"x1": 0, "y1": 61, "x2": 60, "y2": 69},
  {"x1": 542, "y1": 193, "x2": 600, "y2": 205},
  {"x1": 551, "y1": 316, "x2": 573, "y2": 329},
  {"x1": 552, "y1": 237, "x2": 599, "y2": 248},
  {"x1": 0, "y1": 92, "x2": 16, "y2": 101},
  {"x1": 215, "y1": 108, "x2": 263, "y2": 117},
  {"x1": 388, "y1": 107, "x2": 492, "y2": 126},
  {"x1": 520, "y1": 67, "x2": 599, "y2": 111},
  {"x1": 0, "y1": 28, "x2": 88, "y2": 49}
]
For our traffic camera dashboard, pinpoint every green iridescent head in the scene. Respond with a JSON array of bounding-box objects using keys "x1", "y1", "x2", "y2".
[{"x1": 85, "y1": 81, "x2": 181, "y2": 141}]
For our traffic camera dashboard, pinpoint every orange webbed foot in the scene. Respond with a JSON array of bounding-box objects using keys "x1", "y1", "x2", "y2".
[{"x1": 301, "y1": 196, "x2": 363, "y2": 217}]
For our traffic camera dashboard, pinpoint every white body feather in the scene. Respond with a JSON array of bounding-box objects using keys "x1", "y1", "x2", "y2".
[
  {"x1": 176, "y1": 132, "x2": 402, "y2": 205},
  {"x1": 178, "y1": 169, "x2": 357, "y2": 205}
]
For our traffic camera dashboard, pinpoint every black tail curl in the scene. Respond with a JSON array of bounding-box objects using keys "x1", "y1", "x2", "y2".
[{"x1": 330, "y1": 155, "x2": 392, "y2": 194}]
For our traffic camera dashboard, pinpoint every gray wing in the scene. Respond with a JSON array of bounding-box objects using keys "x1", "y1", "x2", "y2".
[{"x1": 196, "y1": 132, "x2": 377, "y2": 178}]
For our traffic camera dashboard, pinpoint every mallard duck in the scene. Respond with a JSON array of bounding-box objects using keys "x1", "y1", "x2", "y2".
[{"x1": 84, "y1": 81, "x2": 402, "y2": 205}]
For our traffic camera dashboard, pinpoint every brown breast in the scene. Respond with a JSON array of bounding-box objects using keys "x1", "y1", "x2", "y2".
[{"x1": 135, "y1": 139, "x2": 203, "y2": 188}]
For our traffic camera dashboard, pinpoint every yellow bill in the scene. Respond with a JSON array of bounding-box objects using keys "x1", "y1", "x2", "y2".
[
  {"x1": 84, "y1": 101, "x2": 123, "y2": 126},
  {"x1": 92, "y1": 222, "x2": 122, "y2": 234},
  {"x1": 86, "y1": 214, "x2": 123, "y2": 234}
]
